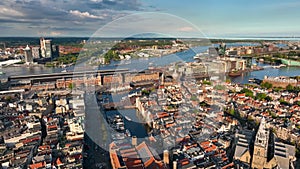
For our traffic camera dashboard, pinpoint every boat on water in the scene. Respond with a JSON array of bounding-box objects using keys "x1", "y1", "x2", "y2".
[
  {"x1": 248, "y1": 78, "x2": 255, "y2": 82},
  {"x1": 248, "y1": 78, "x2": 262, "y2": 84},
  {"x1": 112, "y1": 115, "x2": 125, "y2": 131},
  {"x1": 125, "y1": 129, "x2": 131, "y2": 137},
  {"x1": 124, "y1": 116, "x2": 132, "y2": 121},
  {"x1": 128, "y1": 89, "x2": 142, "y2": 98},
  {"x1": 280, "y1": 59, "x2": 300, "y2": 66},
  {"x1": 272, "y1": 64, "x2": 286, "y2": 69},
  {"x1": 116, "y1": 122, "x2": 125, "y2": 131},
  {"x1": 193, "y1": 53, "x2": 206, "y2": 59},
  {"x1": 228, "y1": 70, "x2": 242, "y2": 77}
]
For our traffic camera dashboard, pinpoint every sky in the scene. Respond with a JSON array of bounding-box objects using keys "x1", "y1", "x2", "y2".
[{"x1": 0, "y1": 0, "x2": 300, "y2": 37}]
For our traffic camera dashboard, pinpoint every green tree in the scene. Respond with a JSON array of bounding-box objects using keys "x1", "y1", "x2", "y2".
[
  {"x1": 279, "y1": 99, "x2": 289, "y2": 105},
  {"x1": 202, "y1": 80, "x2": 212, "y2": 85},
  {"x1": 240, "y1": 88, "x2": 254, "y2": 98},
  {"x1": 256, "y1": 93, "x2": 267, "y2": 101},
  {"x1": 286, "y1": 84, "x2": 294, "y2": 92},
  {"x1": 226, "y1": 79, "x2": 231, "y2": 83},
  {"x1": 214, "y1": 85, "x2": 226, "y2": 90},
  {"x1": 229, "y1": 108, "x2": 235, "y2": 116},
  {"x1": 261, "y1": 82, "x2": 273, "y2": 89},
  {"x1": 190, "y1": 95, "x2": 198, "y2": 101},
  {"x1": 68, "y1": 83, "x2": 76, "y2": 90}
]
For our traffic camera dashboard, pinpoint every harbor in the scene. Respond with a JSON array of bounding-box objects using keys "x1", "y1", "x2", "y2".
[{"x1": 98, "y1": 92, "x2": 149, "y2": 141}]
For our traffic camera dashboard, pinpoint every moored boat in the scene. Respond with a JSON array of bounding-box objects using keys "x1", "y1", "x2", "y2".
[
  {"x1": 280, "y1": 59, "x2": 300, "y2": 66},
  {"x1": 125, "y1": 129, "x2": 131, "y2": 137},
  {"x1": 125, "y1": 116, "x2": 132, "y2": 121},
  {"x1": 228, "y1": 70, "x2": 242, "y2": 77}
]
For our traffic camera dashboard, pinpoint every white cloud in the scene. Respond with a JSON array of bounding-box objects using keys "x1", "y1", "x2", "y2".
[
  {"x1": 177, "y1": 26, "x2": 195, "y2": 32},
  {"x1": 69, "y1": 10, "x2": 103, "y2": 19},
  {"x1": 0, "y1": 0, "x2": 146, "y2": 36},
  {"x1": 50, "y1": 31, "x2": 63, "y2": 36},
  {"x1": 0, "y1": 6, "x2": 23, "y2": 17}
]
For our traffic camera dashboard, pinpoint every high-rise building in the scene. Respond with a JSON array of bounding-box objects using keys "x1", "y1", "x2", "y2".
[
  {"x1": 31, "y1": 46, "x2": 40, "y2": 59},
  {"x1": 24, "y1": 45, "x2": 33, "y2": 63},
  {"x1": 52, "y1": 45, "x2": 60, "y2": 58},
  {"x1": 40, "y1": 37, "x2": 53, "y2": 58}
]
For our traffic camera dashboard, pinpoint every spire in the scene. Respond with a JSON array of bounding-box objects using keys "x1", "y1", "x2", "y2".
[
  {"x1": 25, "y1": 45, "x2": 30, "y2": 50},
  {"x1": 255, "y1": 117, "x2": 269, "y2": 148}
]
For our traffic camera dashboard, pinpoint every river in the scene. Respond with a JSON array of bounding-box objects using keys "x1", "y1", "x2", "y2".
[{"x1": 1, "y1": 43, "x2": 298, "y2": 141}]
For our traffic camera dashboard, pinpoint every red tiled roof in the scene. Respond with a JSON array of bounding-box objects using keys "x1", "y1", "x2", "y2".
[
  {"x1": 29, "y1": 162, "x2": 45, "y2": 169},
  {"x1": 56, "y1": 157, "x2": 63, "y2": 166}
]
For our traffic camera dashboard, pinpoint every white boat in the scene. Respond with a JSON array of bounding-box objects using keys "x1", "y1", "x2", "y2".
[
  {"x1": 125, "y1": 129, "x2": 131, "y2": 137},
  {"x1": 272, "y1": 64, "x2": 286, "y2": 69},
  {"x1": 128, "y1": 91, "x2": 137, "y2": 98},
  {"x1": 125, "y1": 116, "x2": 132, "y2": 121},
  {"x1": 116, "y1": 122, "x2": 125, "y2": 131},
  {"x1": 193, "y1": 54, "x2": 202, "y2": 59}
]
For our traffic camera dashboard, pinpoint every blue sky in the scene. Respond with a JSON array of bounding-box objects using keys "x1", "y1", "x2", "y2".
[{"x1": 0, "y1": 0, "x2": 299, "y2": 37}]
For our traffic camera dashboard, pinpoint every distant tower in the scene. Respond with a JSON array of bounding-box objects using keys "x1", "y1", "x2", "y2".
[
  {"x1": 251, "y1": 118, "x2": 272, "y2": 169},
  {"x1": 40, "y1": 37, "x2": 46, "y2": 58},
  {"x1": 40, "y1": 37, "x2": 53, "y2": 58},
  {"x1": 24, "y1": 45, "x2": 33, "y2": 63}
]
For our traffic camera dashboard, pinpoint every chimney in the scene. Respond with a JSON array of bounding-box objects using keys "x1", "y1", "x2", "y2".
[
  {"x1": 163, "y1": 150, "x2": 169, "y2": 165},
  {"x1": 173, "y1": 161, "x2": 177, "y2": 169},
  {"x1": 132, "y1": 136, "x2": 137, "y2": 146}
]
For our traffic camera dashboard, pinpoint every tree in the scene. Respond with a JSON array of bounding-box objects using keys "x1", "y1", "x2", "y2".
[
  {"x1": 190, "y1": 95, "x2": 198, "y2": 101},
  {"x1": 229, "y1": 108, "x2": 235, "y2": 116},
  {"x1": 214, "y1": 85, "x2": 225, "y2": 90},
  {"x1": 255, "y1": 93, "x2": 267, "y2": 101},
  {"x1": 261, "y1": 82, "x2": 273, "y2": 89},
  {"x1": 273, "y1": 87, "x2": 283, "y2": 92},
  {"x1": 68, "y1": 83, "x2": 76, "y2": 90},
  {"x1": 279, "y1": 99, "x2": 289, "y2": 106},
  {"x1": 202, "y1": 80, "x2": 212, "y2": 85},
  {"x1": 286, "y1": 84, "x2": 294, "y2": 92},
  {"x1": 241, "y1": 88, "x2": 254, "y2": 98}
]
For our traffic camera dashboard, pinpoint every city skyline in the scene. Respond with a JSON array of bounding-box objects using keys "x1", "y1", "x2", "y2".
[{"x1": 0, "y1": 0, "x2": 300, "y2": 37}]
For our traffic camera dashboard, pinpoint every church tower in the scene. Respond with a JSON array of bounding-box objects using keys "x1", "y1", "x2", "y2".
[{"x1": 251, "y1": 118, "x2": 269, "y2": 169}]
